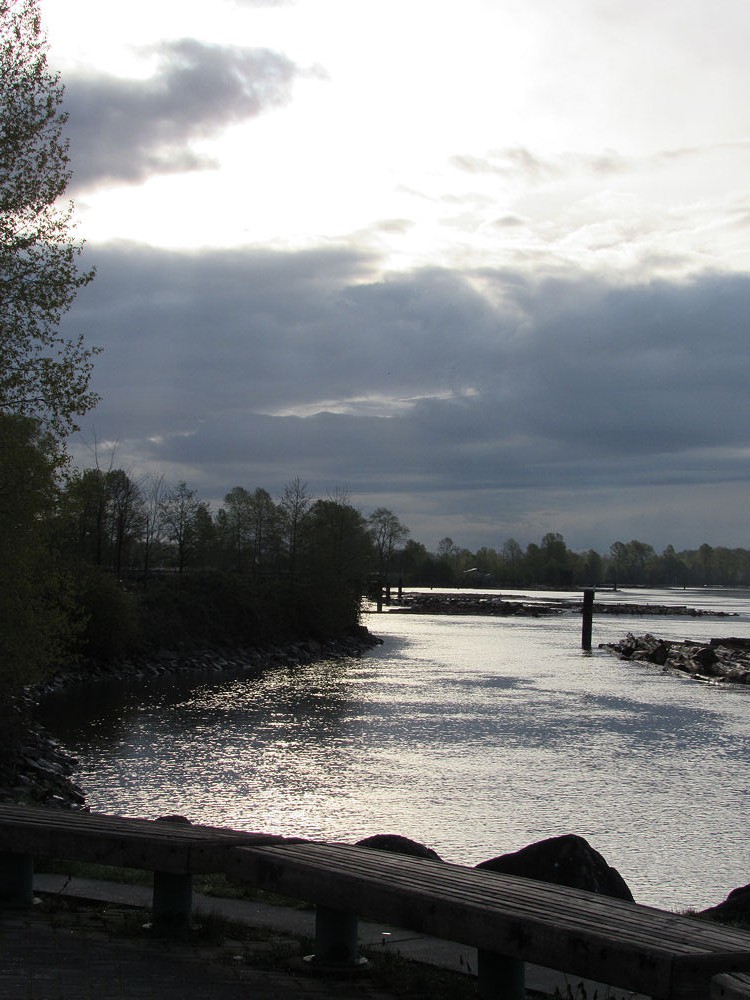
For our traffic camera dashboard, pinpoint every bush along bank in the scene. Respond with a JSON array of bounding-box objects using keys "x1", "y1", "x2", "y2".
[{"x1": 7, "y1": 626, "x2": 382, "y2": 809}]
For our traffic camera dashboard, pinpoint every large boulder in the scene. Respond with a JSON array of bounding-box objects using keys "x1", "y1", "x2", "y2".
[
  {"x1": 476, "y1": 833, "x2": 634, "y2": 901},
  {"x1": 699, "y1": 884, "x2": 750, "y2": 924},
  {"x1": 356, "y1": 833, "x2": 443, "y2": 861}
]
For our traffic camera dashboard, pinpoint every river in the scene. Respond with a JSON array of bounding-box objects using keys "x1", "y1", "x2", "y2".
[{"x1": 42, "y1": 587, "x2": 750, "y2": 913}]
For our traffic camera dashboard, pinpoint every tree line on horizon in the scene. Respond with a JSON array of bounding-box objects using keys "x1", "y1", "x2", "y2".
[
  {"x1": 62, "y1": 463, "x2": 750, "y2": 595},
  {"x1": 400, "y1": 532, "x2": 750, "y2": 590}
]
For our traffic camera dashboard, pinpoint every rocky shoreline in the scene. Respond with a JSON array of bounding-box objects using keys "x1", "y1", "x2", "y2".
[
  {"x1": 0, "y1": 710, "x2": 88, "y2": 809},
  {"x1": 3, "y1": 627, "x2": 383, "y2": 810},
  {"x1": 35, "y1": 626, "x2": 383, "y2": 697},
  {"x1": 387, "y1": 591, "x2": 736, "y2": 618},
  {"x1": 602, "y1": 633, "x2": 750, "y2": 685}
]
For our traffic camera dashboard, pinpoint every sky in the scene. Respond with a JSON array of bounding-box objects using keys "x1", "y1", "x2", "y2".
[{"x1": 42, "y1": 0, "x2": 750, "y2": 554}]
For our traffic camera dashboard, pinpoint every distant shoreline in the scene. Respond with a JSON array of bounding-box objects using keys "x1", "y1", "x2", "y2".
[{"x1": 384, "y1": 591, "x2": 737, "y2": 618}]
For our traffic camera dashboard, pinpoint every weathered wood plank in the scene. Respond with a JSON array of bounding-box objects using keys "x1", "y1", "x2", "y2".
[
  {"x1": 0, "y1": 804, "x2": 290, "y2": 873},
  {"x1": 231, "y1": 842, "x2": 748, "y2": 950},
  {"x1": 713, "y1": 972, "x2": 750, "y2": 1000},
  {"x1": 229, "y1": 842, "x2": 750, "y2": 1000},
  {"x1": 229, "y1": 842, "x2": 675, "y2": 996}
]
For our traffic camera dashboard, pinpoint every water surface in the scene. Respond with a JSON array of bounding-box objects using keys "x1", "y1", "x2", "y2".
[{"x1": 44, "y1": 587, "x2": 750, "y2": 911}]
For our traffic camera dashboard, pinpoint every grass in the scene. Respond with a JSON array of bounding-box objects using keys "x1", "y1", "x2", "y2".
[
  {"x1": 36, "y1": 859, "x2": 301, "y2": 907},
  {"x1": 361, "y1": 948, "x2": 477, "y2": 999},
  {"x1": 36, "y1": 858, "x2": 152, "y2": 885},
  {"x1": 38, "y1": 893, "x2": 304, "y2": 951}
]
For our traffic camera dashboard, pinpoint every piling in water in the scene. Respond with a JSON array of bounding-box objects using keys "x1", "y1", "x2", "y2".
[{"x1": 582, "y1": 588, "x2": 595, "y2": 651}]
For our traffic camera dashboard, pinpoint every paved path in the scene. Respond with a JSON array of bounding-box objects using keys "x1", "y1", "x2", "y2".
[{"x1": 0, "y1": 907, "x2": 407, "y2": 1000}]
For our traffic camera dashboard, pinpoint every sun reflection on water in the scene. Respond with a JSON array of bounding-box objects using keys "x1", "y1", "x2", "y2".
[{"x1": 45, "y1": 592, "x2": 750, "y2": 912}]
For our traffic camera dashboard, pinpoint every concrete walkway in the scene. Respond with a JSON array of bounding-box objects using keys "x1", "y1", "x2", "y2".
[{"x1": 0, "y1": 873, "x2": 641, "y2": 1000}]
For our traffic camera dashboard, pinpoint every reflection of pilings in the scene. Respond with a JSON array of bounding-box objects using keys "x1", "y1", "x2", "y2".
[{"x1": 582, "y1": 588, "x2": 595, "y2": 651}]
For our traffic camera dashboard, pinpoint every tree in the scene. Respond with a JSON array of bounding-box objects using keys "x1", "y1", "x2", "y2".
[
  {"x1": 540, "y1": 531, "x2": 572, "y2": 586},
  {"x1": 609, "y1": 541, "x2": 627, "y2": 589},
  {"x1": 189, "y1": 502, "x2": 216, "y2": 568},
  {"x1": 305, "y1": 497, "x2": 372, "y2": 586},
  {"x1": 580, "y1": 549, "x2": 603, "y2": 586},
  {"x1": 437, "y1": 536, "x2": 457, "y2": 559},
  {"x1": 106, "y1": 469, "x2": 144, "y2": 577},
  {"x1": 0, "y1": 0, "x2": 96, "y2": 441},
  {"x1": 627, "y1": 539, "x2": 655, "y2": 584},
  {"x1": 698, "y1": 543, "x2": 714, "y2": 585},
  {"x1": 141, "y1": 472, "x2": 166, "y2": 581},
  {"x1": 56, "y1": 464, "x2": 144, "y2": 574},
  {"x1": 248, "y1": 487, "x2": 279, "y2": 572},
  {"x1": 660, "y1": 544, "x2": 687, "y2": 588},
  {"x1": 367, "y1": 507, "x2": 409, "y2": 584},
  {"x1": 399, "y1": 538, "x2": 432, "y2": 584},
  {"x1": 279, "y1": 477, "x2": 311, "y2": 582},
  {"x1": 159, "y1": 481, "x2": 209, "y2": 573},
  {"x1": 59, "y1": 466, "x2": 110, "y2": 566},
  {"x1": 302, "y1": 497, "x2": 373, "y2": 632},
  {"x1": 435, "y1": 537, "x2": 462, "y2": 586},
  {"x1": 223, "y1": 486, "x2": 253, "y2": 572},
  {"x1": 475, "y1": 547, "x2": 501, "y2": 580},
  {"x1": 502, "y1": 538, "x2": 523, "y2": 582},
  {"x1": 0, "y1": 413, "x2": 76, "y2": 689}
]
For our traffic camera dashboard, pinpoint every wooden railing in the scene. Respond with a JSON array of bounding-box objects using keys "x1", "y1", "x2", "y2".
[{"x1": 1, "y1": 804, "x2": 750, "y2": 1000}]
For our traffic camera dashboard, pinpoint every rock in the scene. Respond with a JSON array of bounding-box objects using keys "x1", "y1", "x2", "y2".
[
  {"x1": 698, "y1": 884, "x2": 750, "y2": 924},
  {"x1": 610, "y1": 633, "x2": 672, "y2": 663},
  {"x1": 476, "y1": 833, "x2": 634, "y2": 901},
  {"x1": 604, "y1": 634, "x2": 750, "y2": 686},
  {"x1": 693, "y1": 646, "x2": 718, "y2": 669},
  {"x1": 710, "y1": 637, "x2": 750, "y2": 650},
  {"x1": 0, "y1": 712, "x2": 86, "y2": 810},
  {"x1": 356, "y1": 834, "x2": 443, "y2": 861}
]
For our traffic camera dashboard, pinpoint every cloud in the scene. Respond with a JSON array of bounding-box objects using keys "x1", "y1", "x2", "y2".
[
  {"x1": 64, "y1": 39, "x2": 299, "y2": 189},
  {"x1": 450, "y1": 148, "x2": 561, "y2": 181},
  {"x1": 449, "y1": 147, "x2": 629, "y2": 183},
  {"x1": 65, "y1": 242, "x2": 750, "y2": 551}
]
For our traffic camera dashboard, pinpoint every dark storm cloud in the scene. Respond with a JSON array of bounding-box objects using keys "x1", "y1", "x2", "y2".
[
  {"x1": 65, "y1": 243, "x2": 750, "y2": 548},
  {"x1": 63, "y1": 40, "x2": 299, "y2": 189}
]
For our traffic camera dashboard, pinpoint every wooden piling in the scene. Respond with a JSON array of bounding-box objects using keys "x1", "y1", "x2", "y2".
[{"x1": 582, "y1": 588, "x2": 595, "y2": 651}]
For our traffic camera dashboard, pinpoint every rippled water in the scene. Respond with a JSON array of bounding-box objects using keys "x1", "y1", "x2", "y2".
[{"x1": 43, "y1": 588, "x2": 750, "y2": 912}]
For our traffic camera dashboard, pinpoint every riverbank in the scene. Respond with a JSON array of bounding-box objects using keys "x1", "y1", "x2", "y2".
[
  {"x1": 2, "y1": 627, "x2": 383, "y2": 809},
  {"x1": 35, "y1": 626, "x2": 383, "y2": 698}
]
